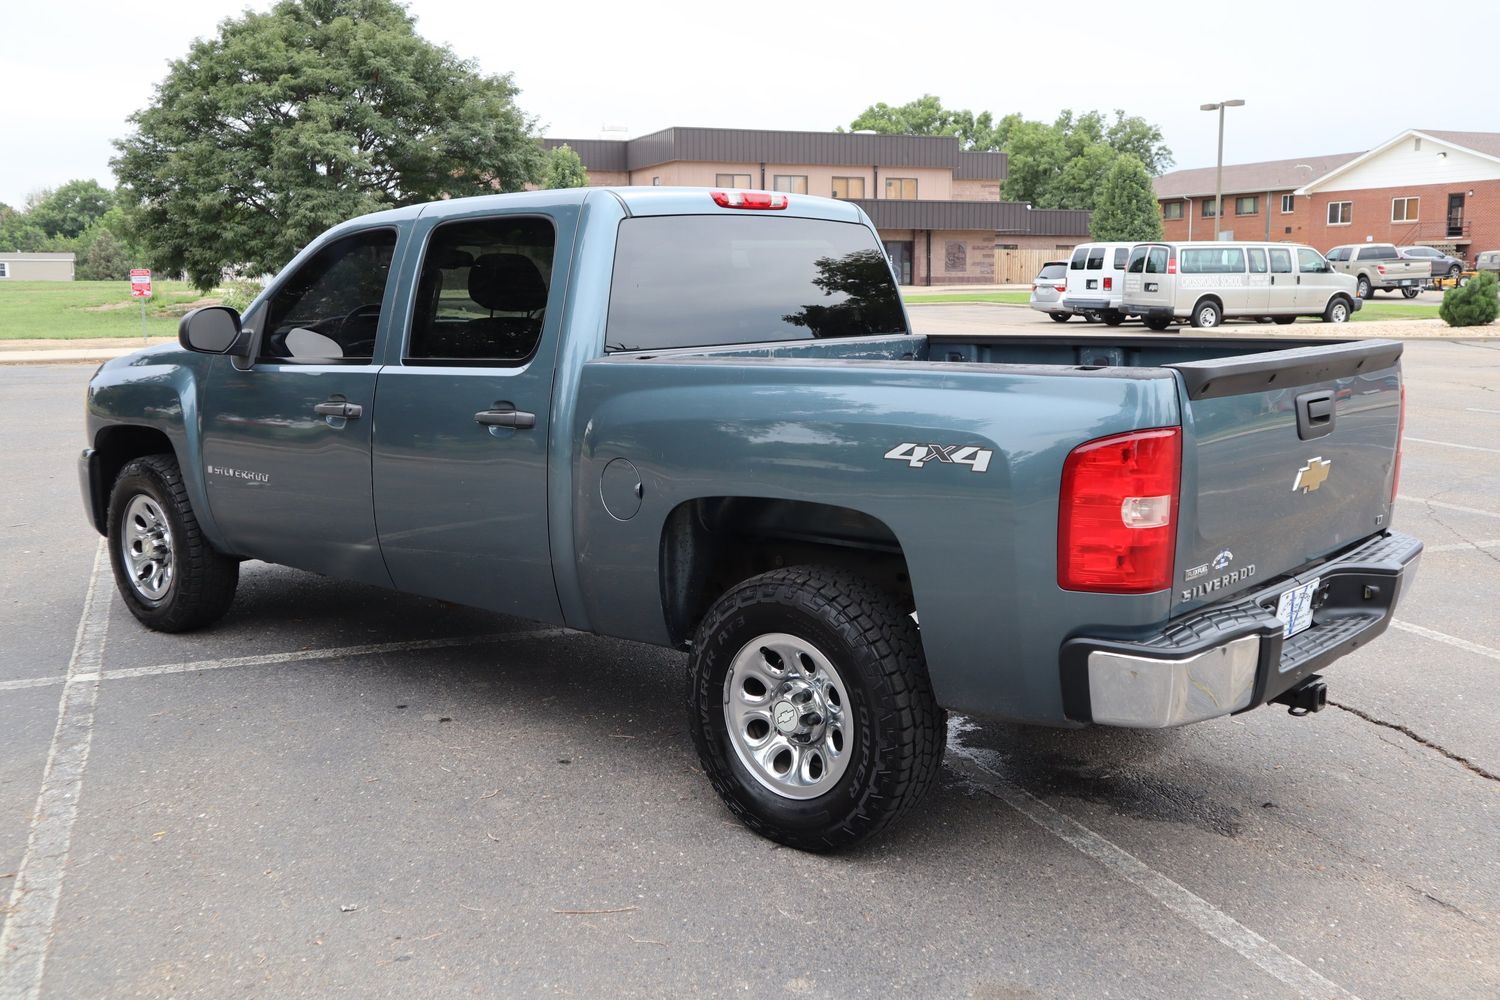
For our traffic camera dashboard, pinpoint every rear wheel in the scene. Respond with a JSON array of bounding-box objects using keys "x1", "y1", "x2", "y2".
[
  {"x1": 1049, "y1": 312, "x2": 1071, "y2": 323},
  {"x1": 1401, "y1": 287, "x2": 1420, "y2": 299},
  {"x1": 1356, "y1": 275, "x2": 1372, "y2": 299},
  {"x1": 1273, "y1": 316, "x2": 1296, "y2": 325},
  {"x1": 1101, "y1": 310, "x2": 1125, "y2": 327},
  {"x1": 108, "y1": 454, "x2": 239, "y2": 632},
  {"x1": 688, "y1": 566, "x2": 945, "y2": 852},
  {"x1": 1190, "y1": 299, "x2": 1222, "y2": 329},
  {"x1": 1082, "y1": 311, "x2": 1101, "y2": 324},
  {"x1": 1448, "y1": 264, "x2": 1462, "y2": 280},
  {"x1": 1322, "y1": 297, "x2": 1351, "y2": 324},
  {"x1": 1144, "y1": 316, "x2": 1172, "y2": 331}
]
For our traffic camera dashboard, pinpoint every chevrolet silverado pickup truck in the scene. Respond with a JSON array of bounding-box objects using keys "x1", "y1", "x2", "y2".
[
  {"x1": 1326, "y1": 243, "x2": 1431, "y2": 299},
  {"x1": 80, "y1": 187, "x2": 1421, "y2": 850}
]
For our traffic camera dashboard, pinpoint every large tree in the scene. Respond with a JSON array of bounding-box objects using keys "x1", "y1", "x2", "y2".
[
  {"x1": 26, "y1": 180, "x2": 116, "y2": 239},
  {"x1": 842, "y1": 98, "x2": 1172, "y2": 211},
  {"x1": 1089, "y1": 155, "x2": 1164, "y2": 242},
  {"x1": 113, "y1": 0, "x2": 545, "y2": 289}
]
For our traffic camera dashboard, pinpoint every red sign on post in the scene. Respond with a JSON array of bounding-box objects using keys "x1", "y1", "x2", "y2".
[{"x1": 130, "y1": 269, "x2": 152, "y2": 300}]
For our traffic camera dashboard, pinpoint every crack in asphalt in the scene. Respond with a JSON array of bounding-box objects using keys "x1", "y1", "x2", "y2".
[
  {"x1": 1328, "y1": 701, "x2": 1500, "y2": 783},
  {"x1": 1419, "y1": 499, "x2": 1500, "y2": 567}
]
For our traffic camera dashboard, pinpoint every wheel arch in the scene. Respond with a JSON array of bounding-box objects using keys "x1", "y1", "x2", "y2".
[
  {"x1": 85, "y1": 424, "x2": 179, "y2": 535},
  {"x1": 1191, "y1": 295, "x2": 1223, "y2": 322},
  {"x1": 659, "y1": 496, "x2": 913, "y2": 648}
]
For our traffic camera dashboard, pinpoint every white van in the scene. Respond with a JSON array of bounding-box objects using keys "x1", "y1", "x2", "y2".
[
  {"x1": 1121, "y1": 242, "x2": 1361, "y2": 330},
  {"x1": 1062, "y1": 242, "x2": 1136, "y2": 325}
]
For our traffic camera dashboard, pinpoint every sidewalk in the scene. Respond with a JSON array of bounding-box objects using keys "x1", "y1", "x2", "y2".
[{"x1": 0, "y1": 337, "x2": 174, "y2": 365}]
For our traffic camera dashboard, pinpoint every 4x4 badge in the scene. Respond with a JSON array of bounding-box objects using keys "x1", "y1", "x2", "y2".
[{"x1": 1293, "y1": 457, "x2": 1331, "y2": 493}]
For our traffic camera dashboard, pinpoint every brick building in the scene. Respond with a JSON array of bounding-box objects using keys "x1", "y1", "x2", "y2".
[
  {"x1": 545, "y1": 127, "x2": 1090, "y2": 285},
  {"x1": 1153, "y1": 129, "x2": 1500, "y2": 265}
]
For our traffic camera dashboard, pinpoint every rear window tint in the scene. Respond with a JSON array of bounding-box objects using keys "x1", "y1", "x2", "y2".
[
  {"x1": 1361, "y1": 246, "x2": 1398, "y2": 260},
  {"x1": 1070, "y1": 248, "x2": 1087, "y2": 270},
  {"x1": 1086, "y1": 247, "x2": 1105, "y2": 270},
  {"x1": 1145, "y1": 247, "x2": 1169, "y2": 274},
  {"x1": 1179, "y1": 248, "x2": 1246, "y2": 274},
  {"x1": 1112, "y1": 248, "x2": 1129, "y2": 269},
  {"x1": 1037, "y1": 263, "x2": 1067, "y2": 280},
  {"x1": 605, "y1": 215, "x2": 907, "y2": 352},
  {"x1": 1127, "y1": 246, "x2": 1148, "y2": 273}
]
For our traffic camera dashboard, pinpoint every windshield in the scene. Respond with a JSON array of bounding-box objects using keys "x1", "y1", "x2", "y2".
[{"x1": 605, "y1": 215, "x2": 908, "y2": 352}]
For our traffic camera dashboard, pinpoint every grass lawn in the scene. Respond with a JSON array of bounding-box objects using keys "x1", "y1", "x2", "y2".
[
  {"x1": 1350, "y1": 301, "x2": 1441, "y2": 322},
  {"x1": 0, "y1": 280, "x2": 214, "y2": 340},
  {"x1": 902, "y1": 291, "x2": 1030, "y2": 305}
]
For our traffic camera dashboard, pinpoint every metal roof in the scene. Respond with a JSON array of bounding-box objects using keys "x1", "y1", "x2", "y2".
[
  {"x1": 545, "y1": 127, "x2": 1006, "y2": 179},
  {"x1": 852, "y1": 200, "x2": 1088, "y2": 235}
]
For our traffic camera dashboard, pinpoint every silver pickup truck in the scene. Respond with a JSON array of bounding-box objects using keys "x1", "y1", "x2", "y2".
[{"x1": 1326, "y1": 243, "x2": 1431, "y2": 299}]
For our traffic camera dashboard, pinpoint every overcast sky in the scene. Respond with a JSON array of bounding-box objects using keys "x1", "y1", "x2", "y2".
[{"x1": 5, "y1": 0, "x2": 1495, "y2": 208}]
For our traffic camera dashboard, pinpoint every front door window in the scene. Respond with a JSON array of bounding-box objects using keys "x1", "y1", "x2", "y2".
[{"x1": 259, "y1": 229, "x2": 397, "y2": 363}]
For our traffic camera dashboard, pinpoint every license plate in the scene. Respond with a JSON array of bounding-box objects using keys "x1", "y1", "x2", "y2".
[
  {"x1": 1400, "y1": 279, "x2": 1415, "y2": 286},
  {"x1": 1086, "y1": 279, "x2": 1097, "y2": 289},
  {"x1": 1275, "y1": 578, "x2": 1320, "y2": 638}
]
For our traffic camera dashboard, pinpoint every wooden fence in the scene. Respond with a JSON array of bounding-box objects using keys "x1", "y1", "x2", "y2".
[{"x1": 993, "y1": 248, "x2": 1068, "y2": 285}]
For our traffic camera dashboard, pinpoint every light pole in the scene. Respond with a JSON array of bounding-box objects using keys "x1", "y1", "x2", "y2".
[{"x1": 1200, "y1": 100, "x2": 1245, "y2": 240}]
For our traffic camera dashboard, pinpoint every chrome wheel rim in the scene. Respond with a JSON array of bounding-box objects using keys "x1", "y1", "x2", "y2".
[
  {"x1": 1198, "y1": 306, "x2": 1218, "y2": 328},
  {"x1": 121, "y1": 494, "x2": 174, "y2": 601},
  {"x1": 723, "y1": 633, "x2": 852, "y2": 800},
  {"x1": 1331, "y1": 303, "x2": 1348, "y2": 323}
]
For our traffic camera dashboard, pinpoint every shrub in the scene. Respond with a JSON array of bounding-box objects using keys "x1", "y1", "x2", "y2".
[
  {"x1": 1439, "y1": 271, "x2": 1499, "y2": 327},
  {"x1": 214, "y1": 279, "x2": 264, "y2": 313}
]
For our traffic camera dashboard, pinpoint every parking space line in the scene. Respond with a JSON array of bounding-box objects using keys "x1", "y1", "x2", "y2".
[
  {"x1": 0, "y1": 629, "x2": 578, "y2": 698},
  {"x1": 1397, "y1": 495, "x2": 1500, "y2": 520},
  {"x1": 1422, "y1": 539, "x2": 1500, "y2": 552},
  {"x1": 0, "y1": 540, "x2": 110, "y2": 1000},
  {"x1": 947, "y1": 720, "x2": 1360, "y2": 1000},
  {"x1": 1465, "y1": 408, "x2": 1500, "y2": 415},
  {"x1": 1404, "y1": 436, "x2": 1500, "y2": 455},
  {"x1": 1393, "y1": 621, "x2": 1500, "y2": 664}
]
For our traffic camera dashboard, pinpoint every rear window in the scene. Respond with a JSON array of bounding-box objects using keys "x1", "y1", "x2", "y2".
[
  {"x1": 1145, "y1": 247, "x2": 1169, "y2": 274},
  {"x1": 1361, "y1": 245, "x2": 1398, "y2": 260},
  {"x1": 1086, "y1": 247, "x2": 1105, "y2": 270},
  {"x1": 1179, "y1": 248, "x2": 1246, "y2": 274},
  {"x1": 1127, "y1": 246, "x2": 1148, "y2": 273},
  {"x1": 1113, "y1": 247, "x2": 1129, "y2": 269},
  {"x1": 1070, "y1": 248, "x2": 1087, "y2": 270},
  {"x1": 604, "y1": 215, "x2": 907, "y2": 352},
  {"x1": 1037, "y1": 263, "x2": 1067, "y2": 280}
]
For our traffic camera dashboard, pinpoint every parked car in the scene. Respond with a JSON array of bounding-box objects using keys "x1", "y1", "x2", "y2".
[
  {"x1": 1398, "y1": 245, "x2": 1465, "y2": 281},
  {"x1": 1122, "y1": 242, "x2": 1361, "y2": 328},
  {"x1": 1063, "y1": 242, "x2": 1136, "y2": 325},
  {"x1": 1326, "y1": 243, "x2": 1431, "y2": 299},
  {"x1": 80, "y1": 187, "x2": 1420, "y2": 851},
  {"x1": 1029, "y1": 260, "x2": 1071, "y2": 321},
  {"x1": 1476, "y1": 250, "x2": 1500, "y2": 274}
]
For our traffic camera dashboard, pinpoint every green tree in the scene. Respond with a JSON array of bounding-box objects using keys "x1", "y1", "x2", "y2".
[
  {"x1": 76, "y1": 227, "x2": 133, "y2": 280},
  {"x1": 0, "y1": 207, "x2": 47, "y2": 252},
  {"x1": 1089, "y1": 155, "x2": 1165, "y2": 241},
  {"x1": 543, "y1": 144, "x2": 590, "y2": 189},
  {"x1": 844, "y1": 95, "x2": 1002, "y2": 151},
  {"x1": 112, "y1": 0, "x2": 545, "y2": 290},
  {"x1": 1439, "y1": 271, "x2": 1499, "y2": 327},
  {"x1": 27, "y1": 180, "x2": 116, "y2": 239}
]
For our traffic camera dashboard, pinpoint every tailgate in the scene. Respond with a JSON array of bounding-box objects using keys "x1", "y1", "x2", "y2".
[{"x1": 1168, "y1": 340, "x2": 1404, "y2": 614}]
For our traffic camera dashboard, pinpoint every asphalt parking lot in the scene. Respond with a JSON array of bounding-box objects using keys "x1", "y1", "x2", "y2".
[{"x1": 2, "y1": 338, "x2": 1498, "y2": 999}]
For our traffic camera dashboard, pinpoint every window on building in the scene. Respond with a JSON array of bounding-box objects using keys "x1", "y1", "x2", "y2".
[
  {"x1": 0, "y1": 262, "x2": 9, "y2": 279},
  {"x1": 1281, "y1": 194, "x2": 1295, "y2": 213},
  {"x1": 1201, "y1": 199, "x2": 1217, "y2": 218},
  {"x1": 1392, "y1": 197, "x2": 1419, "y2": 222},
  {"x1": 1235, "y1": 196, "x2": 1259, "y2": 216},
  {"x1": 715, "y1": 173, "x2": 752, "y2": 188},
  {"x1": 773, "y1": 175, "x2": 808, "y2": 194},
  {"x1": 1327, "y1": 201, "x2": 1352, "y2": 225},
  {"x1": 831, "y1": 176, "x2": 865, "y2": 199},
  {"x1": 652, "y1": 176, "x2": 661, "y2": 186},
  {"x1": 1163, "y1": 201, "x2": 1184, "y2": 220},
  {"x1": 884, "y1": 177, "x2": 917, "y2": 199}
]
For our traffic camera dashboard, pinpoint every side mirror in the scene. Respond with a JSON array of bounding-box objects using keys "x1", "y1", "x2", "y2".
[{"x1": 179, "y1": 306, "x2": 246, "y2": 356}]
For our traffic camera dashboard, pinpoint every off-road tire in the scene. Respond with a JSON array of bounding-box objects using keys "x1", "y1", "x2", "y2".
[
  {"x1": 108, "y1": 454, "x2": 239, "y2": 632},
  {"x1": 687, "y1": 566, "x2": 945, "y2": 852}
]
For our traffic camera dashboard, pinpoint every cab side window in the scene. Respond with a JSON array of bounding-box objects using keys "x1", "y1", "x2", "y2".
[
  {"x1": 1297, "y1": 248, "x2": 1330, "y2": 273},
  {"x1": 1247, "y1": 248, "x2": 1268, "y2": 273},
  {"x1": 1269, "y1": 248, "x2": 1293, "y2": 273},
  {"x1": 407, "y1": 217, "x2": 555, "y2": 365},
  {"x1": 261, "y1": 229, "x2": 397, "y2": 364}
]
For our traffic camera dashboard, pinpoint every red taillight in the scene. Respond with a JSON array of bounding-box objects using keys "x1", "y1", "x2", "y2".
[
  {"x1": 1104, "y1": 276, "x2": 1113, "y2": 290},
  {"x1": 1377, "y1": 264, "x2": 1387, "y2": 275},
  {"x1": 711, "y1": 190, "x2": 788, "y2": 210},
  {"x1": 1058, "y1": 427, "x2": 1182, "y2": 593},
  {"x1": 1054, "y1": 284, "x2": 1067, "y2": 292},
  {"x1": 1392, "y1": 382, "x2": 1405, "y2": 502},
  {"x1": 1166, "y1": 257, "x2": 1177, "y2": 275}
]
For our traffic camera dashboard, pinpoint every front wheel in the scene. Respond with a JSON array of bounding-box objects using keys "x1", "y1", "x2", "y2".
[
  {"x1": 1102, "y1": 310, "x2": 1125, "y2": 327},
  {"x1": 108, "y1": 454, "x2": 239, "y2": 632},
  {"x1": 1401, "y1": 287, "x2": 1420, "y2": 299},
  {"x1": 1049, "y1": 311, "x2": 1071, "y2": 323},
  {"x1": 1273, "y1": 316, "x2": 1296, "y2": 325},
  {"x1": 1356, "y1": 275, "x2": 1372, "y2": 299},
  {"x1": 1449, "y1": 265, "x2": 1462, "y2": 280},
  {"x1": 1323, "y1": 297, "x2": 1351, "y2": 324},
  {"x1": 1190, "y1": 300, "x2": 1222, "y2": 329},
  {"x1": 687, "y1": 567, "x2": 945, "y2": 852}
]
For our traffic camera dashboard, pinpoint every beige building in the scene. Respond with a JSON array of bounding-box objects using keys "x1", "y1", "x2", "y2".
[
  {"x1": 0, "y1": 252, "x2": 75, "y2": 281},
  {"x1": 545, "y1": 128, "x2": 1089, "y2": 285}
]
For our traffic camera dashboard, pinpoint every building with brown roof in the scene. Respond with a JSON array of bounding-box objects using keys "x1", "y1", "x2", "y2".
[
  {"x1": 545, "y1": 127, "x2": 1090, "y2": 285},
  {"x1": 1153, "y1": 129, "x2": 1500, "y2": 265}
]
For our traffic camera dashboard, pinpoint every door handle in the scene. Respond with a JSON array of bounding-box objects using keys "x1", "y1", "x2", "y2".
[
  {"x1": 475, "y1": 406, "x2": 536, "y2": 430},
  {"x1": 314, "y1": 400, "x2": 362, "y2": 419}
]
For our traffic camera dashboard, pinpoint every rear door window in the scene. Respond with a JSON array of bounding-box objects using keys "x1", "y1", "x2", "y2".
[
  {"x1": 1145, "y1": 247, "x2": 1169, "y2": 274},
  {"x1": 1086, "y1": 247, "x2": 1106, "y2": 270},
  {"x1": 1127, "y1": 246, "x2": 1148, "y2": 273},
  {"x1": 1269, "y1": 248, "x2": 1293, "y2": 273},
  {"x1": 605, "y1": 215, "x2": 907, "y2": 352},
  {"x1": 1070, "y1": 247, "x2": 1087, "y2": 270},
  {"x1": 1247, "y1": 248, "x2": 1268, "y2": 273}
]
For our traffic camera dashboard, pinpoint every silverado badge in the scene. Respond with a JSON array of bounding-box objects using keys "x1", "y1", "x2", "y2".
[{"x1": 1292, "y1": 457, "x2": 1331, "y2": 494}]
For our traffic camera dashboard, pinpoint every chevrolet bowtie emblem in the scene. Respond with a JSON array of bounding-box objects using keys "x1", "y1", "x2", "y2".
[{"x1": 1293, "y1": 456, "x2": 1332, "y2": 493}]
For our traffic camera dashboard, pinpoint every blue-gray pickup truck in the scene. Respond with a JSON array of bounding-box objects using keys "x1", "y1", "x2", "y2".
[{"x1": 80, "y1": 187, "x2": 1422, "y2": 850}]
